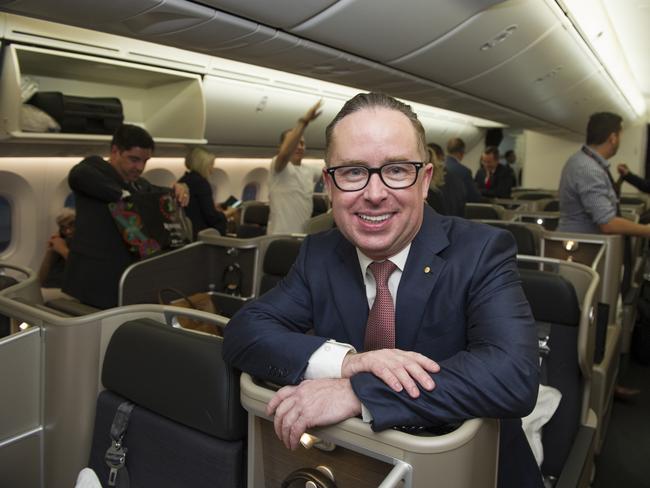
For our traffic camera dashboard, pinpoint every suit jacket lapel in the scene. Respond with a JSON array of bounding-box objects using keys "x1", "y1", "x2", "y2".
[
  {"x1": 329, "y1": 236, "x2": 369, "y2": 350},
  {"x1": 395, "y1": 207, "x2": 450, "y2": 349}
]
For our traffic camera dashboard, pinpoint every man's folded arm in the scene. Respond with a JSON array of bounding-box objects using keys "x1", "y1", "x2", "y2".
[{"x1": 351, "y1": 231, "x2": 539, "y2": 430}]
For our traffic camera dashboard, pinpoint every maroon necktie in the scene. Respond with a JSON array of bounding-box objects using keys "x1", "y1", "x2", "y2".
[{"x1": 364, "y1": 260, "x2": 398, "y2": 351}]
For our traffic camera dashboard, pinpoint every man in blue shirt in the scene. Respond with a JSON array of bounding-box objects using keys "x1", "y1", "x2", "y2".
[
  {"x1": 558, "y1": 112, "x2": 645, "y2": 399},
  {"x1": 558, "y1": 112, "x2": 650, "y2": 237}
]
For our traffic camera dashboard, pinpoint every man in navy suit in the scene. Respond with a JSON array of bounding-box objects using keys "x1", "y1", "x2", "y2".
[
  {"x1": 444, "y1": 137, "x2": 482, "y2": 204},
  {"x1": 223, "y1": 93, "x2": 541, "y2": 487}
]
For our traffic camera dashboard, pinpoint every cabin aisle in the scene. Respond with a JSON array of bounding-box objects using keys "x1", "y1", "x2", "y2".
[{"x1": 593, "y1": 355, "x2": 650, "y2": 488}]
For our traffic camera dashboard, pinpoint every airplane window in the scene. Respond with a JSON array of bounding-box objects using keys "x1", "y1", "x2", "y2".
[
  {"x1": 242, "y1": 183, "x2": 258, "y2": 201},
  {"x1": 64, "y1": 192, "x2": 76, "y2": 209},
  {"x1": 0, "y1": 196, "x2": 11, "y2": 253}
]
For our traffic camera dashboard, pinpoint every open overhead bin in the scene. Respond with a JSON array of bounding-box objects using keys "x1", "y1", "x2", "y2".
[{"x1": 0, "y1": 13, "x2": 208, "y2": 149}]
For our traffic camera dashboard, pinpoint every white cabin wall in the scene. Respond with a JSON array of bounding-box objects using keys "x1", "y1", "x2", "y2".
[
  {"x1": 0, "y1": 157, "x2": 77, "y2": 271},
  {"x1": 521, "y1": 131, "x2": 581, "y2": 190},
  {"x1": 616, "y1": 122, "x2": 647, "y2": 194},
  {"x1": 522, "y1": 121, "x2": 647, "y2": 191}
]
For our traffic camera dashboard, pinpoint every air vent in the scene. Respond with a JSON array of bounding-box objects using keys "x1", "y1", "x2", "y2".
[
  {"x1": 479, "y1": 24, "x2": 518, "y2": 51},
  {"x1": 535, "y1": 65, "x2": 564, "y2": 83}
]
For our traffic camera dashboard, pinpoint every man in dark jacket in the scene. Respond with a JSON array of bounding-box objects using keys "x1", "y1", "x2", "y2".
[
  {"x1": 63, "y1": 124, "x2": 189, "y2": 309},
  {"x1": 475, "y1": 146, "x2": 515, "y2": 199}
]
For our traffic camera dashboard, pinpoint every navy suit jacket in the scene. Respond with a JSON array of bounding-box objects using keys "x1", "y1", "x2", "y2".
[
  {"x1": 475, "y1": 164, "x2": 515, "y2": 199},
  {"x1": 445, "y1": 155, "x2": 481, "y2": 203},
  {"x1": 224, "y1": 205, "x2": 541, "y2": 487}
]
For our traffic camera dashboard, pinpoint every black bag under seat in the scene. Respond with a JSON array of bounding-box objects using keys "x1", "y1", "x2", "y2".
[{"x1": 27, "y1": 92, "x2": 123, "y2": 134}]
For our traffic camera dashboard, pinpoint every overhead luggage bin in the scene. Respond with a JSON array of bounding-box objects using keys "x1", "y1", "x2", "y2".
[
  {"x1": 0, "y1": 43, "x2": 206, "y2": 145},
  {"x1": 240, "y1": 373, "x2": 499, "y2": 488},
  {"x1": 0, "y1": 14, "x2": 209, "y2": 151}
]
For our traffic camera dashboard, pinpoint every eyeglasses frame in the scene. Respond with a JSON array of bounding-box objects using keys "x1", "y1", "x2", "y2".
[{"x1": 325, "y1": 161, "x2": 425, "y2": 192}]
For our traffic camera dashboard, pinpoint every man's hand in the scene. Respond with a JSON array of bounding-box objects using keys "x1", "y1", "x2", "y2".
[
  {"x1": 266, "y1": 378, "x2": 362, "y2": 450},
  {"x1": 172, "y1": 182, "x2": 190, "y2": 207},
  {"x1": 301, "y1": 99, "x2": 323, "y2": 124},
  {"x1": 617, "y1": 163, "x2": 630, "y2": 176},
  {"x1": 48, "y1": 235, "x2": 69, "y2": 258},
  {"x1": 341, "y1": 349, "x2": 439, "y2": 398}
]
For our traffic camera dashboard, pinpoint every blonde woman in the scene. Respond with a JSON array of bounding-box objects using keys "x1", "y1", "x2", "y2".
[{"x1": 179, "y1": 147, "x2": 229, "y2": 238}]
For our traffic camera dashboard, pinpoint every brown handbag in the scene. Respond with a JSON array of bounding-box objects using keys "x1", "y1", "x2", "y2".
[{"x1": 158, "y1": 288, "x2": 224, "y2": 336}]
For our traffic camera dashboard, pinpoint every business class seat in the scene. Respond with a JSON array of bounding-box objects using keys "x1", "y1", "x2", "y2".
[
  {"x1": 543, "y1": 200, "x2": 560, "y2": 212},
  {"x1": 541, "y1": 231, "x2": 623, "y2": 453},
  {"x1": 312, "y1": 193, "x2": 330, "y2": 217},
  {"x1": 88, "y1": 318, "x2": 246, "y2": 488},
  {"x1": 518, "y1": 256, "x2": 599, "y2": 488},
  {"x1": 240, "y1": 373, "x2": 499, "y2": 488},
  {"x1": 258, "y1": 237, "x2": 303, "y2": 295},
  {"x1": 237, "y1": 201, "x2": 269, "y2": 238},
  {"x1": 464, "y1": 203, "x2": 506, "y2": 220},
  {"x1": 481, "y1": 220, "x2": 543, "y2": 257},
  {"x1": 514, "y1": 191, "x2": 556, "y2": 201}
]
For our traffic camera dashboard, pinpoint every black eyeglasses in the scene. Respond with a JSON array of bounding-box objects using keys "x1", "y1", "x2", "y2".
[{"x1": 326, "y1": 162, "x2": 424, "y2": 192}]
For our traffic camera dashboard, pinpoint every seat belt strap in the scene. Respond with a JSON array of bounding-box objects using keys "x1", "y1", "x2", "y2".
[{"x1": 105, "y1": 401, "x2": 135, "y2": 488}]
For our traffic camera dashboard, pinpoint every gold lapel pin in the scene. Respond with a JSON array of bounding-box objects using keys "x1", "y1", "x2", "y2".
[{"x1": 424, "y1": 266, "x2": 431, "y2": 274}]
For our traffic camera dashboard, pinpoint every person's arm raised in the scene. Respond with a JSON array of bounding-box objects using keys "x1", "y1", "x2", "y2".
[{"x1": 274, "y1": 99, "x2": 323, "y2": 173}]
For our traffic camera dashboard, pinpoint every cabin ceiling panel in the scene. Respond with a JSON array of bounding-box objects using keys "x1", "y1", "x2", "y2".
[
  {"x1": 196, "y1": 0, "x2": 339, "y2": 29},
  {"x1": 454, "y1": 24, "x2": 599, "y2": 112},
  {"x1": 288, "y1": 0, "x2": 503, "y2": 63},
  {"x1": 106, "y1": 0, "x2": 215, "y2": 39},
  {"x1": 390, "y1": 0, "x2": 559, "y2": 86},
  {"x1": 243, "y1": 38, "x2": 342, "y2": 79},
  {"x1": 139, "y1": 9, "x2": 268, "y2": 54},
  {"x1": 533, "y1": 71, "x2": 633, "y2": 133},
  {"x1": 212, "y1": 30, "x2": 300, "y2": 64},
  {"x1": 0, "y1": 0, "x2": 163, "y2": 26}
]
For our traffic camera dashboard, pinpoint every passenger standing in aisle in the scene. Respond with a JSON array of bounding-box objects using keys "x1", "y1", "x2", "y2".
[
  {"x1": 267, "y1": 100, "x2": 324, "y2": 234},
  {"x1": 63, "y1": 124, "x2": 189, "y2": 309},
  {"x1": 558, "y1": 112, "x2": 650, "y2": 237},
  {"x1": 558, "y1": 112, "x2": 646, "y2": 398},
  {"x1": 224, "y1": 92, "x2": 541, "y2": 488},
  {"x1": 444, "y1": 137, "x2": 482, "y2": 204}
]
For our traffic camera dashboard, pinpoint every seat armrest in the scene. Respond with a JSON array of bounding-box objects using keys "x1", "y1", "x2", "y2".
[
  {"x1": 46, "y1": 298, "x2": 101, "y2": 316},
  {"x1": 554, "y1": 425, "x2": 596, "y2": 488}
]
